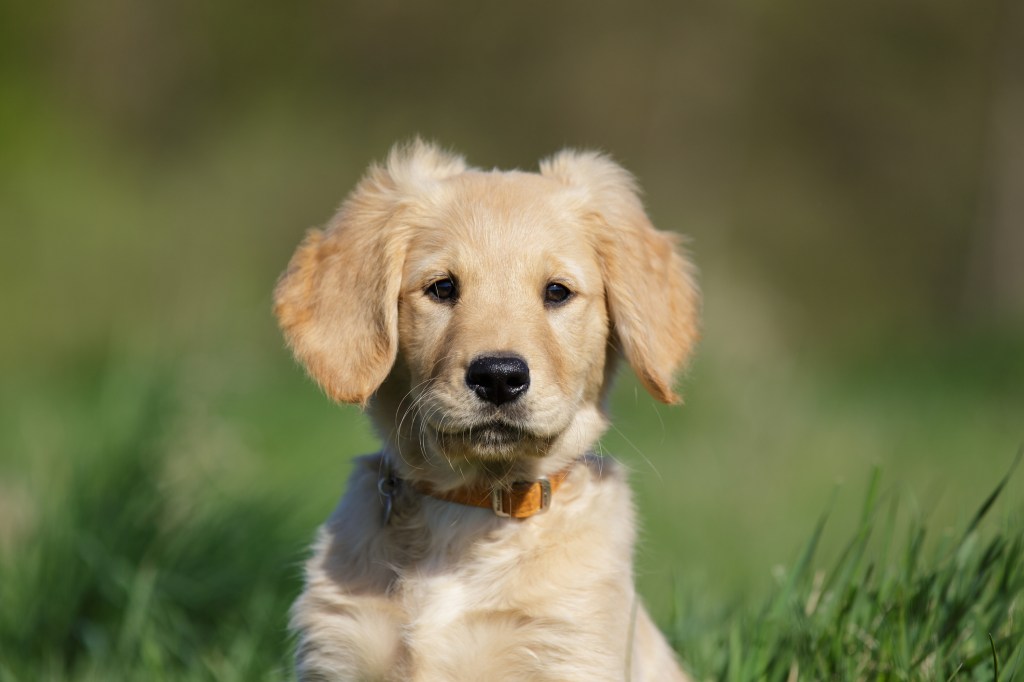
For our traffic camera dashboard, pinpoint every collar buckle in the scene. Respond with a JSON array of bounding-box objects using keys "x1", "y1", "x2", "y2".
[{"x1": 492, "y1": 476, "x2": 552, "y2": 518}]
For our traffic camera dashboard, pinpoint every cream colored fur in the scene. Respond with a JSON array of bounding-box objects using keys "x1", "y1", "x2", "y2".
[{"x1": 275, "y1": 141, "x2": 699, "y2": 681}]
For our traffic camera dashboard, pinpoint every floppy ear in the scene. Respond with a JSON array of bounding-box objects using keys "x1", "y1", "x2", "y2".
[
  {"x1": 274, "y1": 140, "x2": 467, "y2": 405},
  {"x1": 541, "y1": 151, "x2": 700, "y2": 404}
]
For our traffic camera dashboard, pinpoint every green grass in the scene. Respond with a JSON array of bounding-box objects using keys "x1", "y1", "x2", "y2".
[
  {"x1": 675, "y1": 463, "x2": 1024, "y2": 680},
  {"x1": 0, "y1": 370, "x2": 303, "y2": 682},
  {"x1": 1, "y1": 356, "x2": 1021, "y2": 681}
]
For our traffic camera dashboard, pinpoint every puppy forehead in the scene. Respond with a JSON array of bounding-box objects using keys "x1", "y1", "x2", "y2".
[{"x1": 405, "y1": 171, "x2": 595, "y2": 276}]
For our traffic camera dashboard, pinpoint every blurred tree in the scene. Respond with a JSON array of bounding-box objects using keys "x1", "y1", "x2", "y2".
[{"x1": 965, "y1": 0, "x2": 1024, "y2": 322}]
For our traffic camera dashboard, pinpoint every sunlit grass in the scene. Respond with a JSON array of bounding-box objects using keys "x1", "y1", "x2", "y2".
[
  {"x1": 674, "y1": 464, "x2": 1024, "y2": 680},
  {"x1": 0, "y1": 369, "x2": 302, "y2": 682}
]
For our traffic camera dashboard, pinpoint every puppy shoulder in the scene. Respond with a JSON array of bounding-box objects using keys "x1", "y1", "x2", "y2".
[
  {"x1": 324, "y1": 453, "x2": 386, "y2": 524},
  {"x1": 556, "y1": 454, "x2": 637, "y2": 542},
  {"x1": 301, "y1": 453, "x2": 395, "y2": 594},
  {"x1": 576, "y1": 453, "x2": 631, "y2": 492}
]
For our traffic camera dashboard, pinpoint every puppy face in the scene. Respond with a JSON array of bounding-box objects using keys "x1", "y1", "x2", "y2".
[
  {"x1": 274, "y1": 142, "x2": 699, "y2": 476},
  {"x1": 397, "y1": 172, "x2": 610, "y2": 462}
]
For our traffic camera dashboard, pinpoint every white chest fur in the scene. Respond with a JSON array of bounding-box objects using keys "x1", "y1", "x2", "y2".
[{"x1": 289, "y1": 455, "x2": 688, "y2": 681}]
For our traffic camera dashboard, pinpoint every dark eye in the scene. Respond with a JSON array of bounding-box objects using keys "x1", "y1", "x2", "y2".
[
  {"x1": 426, "y1": 278, "x2": 457, "y2": 302},
  {"x1": 544, "y1": 282, "x2": 572, "y2": 305}
]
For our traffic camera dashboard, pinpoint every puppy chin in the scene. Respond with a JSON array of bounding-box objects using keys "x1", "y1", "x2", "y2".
[{"x1": 428, "y1": 422, "x2": 551, "y2": 462}]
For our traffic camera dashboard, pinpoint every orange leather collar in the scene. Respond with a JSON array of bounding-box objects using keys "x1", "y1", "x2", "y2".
[{"x1": 410, "y1": 468, "x2": 572, "y2": 519}]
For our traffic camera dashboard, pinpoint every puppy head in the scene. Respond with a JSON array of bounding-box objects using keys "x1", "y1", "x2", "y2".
[{"x1": 274, "y1": 142, "x2": 699, "y2": 470}]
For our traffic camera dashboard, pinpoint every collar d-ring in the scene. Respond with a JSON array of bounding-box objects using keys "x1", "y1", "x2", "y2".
[{"x1": 378, "y1": 471, "x2": 398, "y2": 525}]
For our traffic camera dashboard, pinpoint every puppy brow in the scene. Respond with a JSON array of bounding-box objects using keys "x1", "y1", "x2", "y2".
[{"x1": 545, "y1": 264, "x2": 584, "y2": 290}]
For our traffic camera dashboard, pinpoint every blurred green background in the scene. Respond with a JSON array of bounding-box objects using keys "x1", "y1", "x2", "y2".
[{"x1": 2, "y1": 0, "x2": 1023, "y2": 670}]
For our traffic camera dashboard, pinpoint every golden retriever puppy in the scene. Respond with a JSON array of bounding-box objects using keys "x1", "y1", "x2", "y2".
[{"x1": 275, "y1": 141, "x2": 699, "y2": 681}]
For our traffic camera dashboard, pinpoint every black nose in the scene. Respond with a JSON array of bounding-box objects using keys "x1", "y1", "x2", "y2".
[{"x1": 465, "y1": 355, "x2": 530, "y2": 406}]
